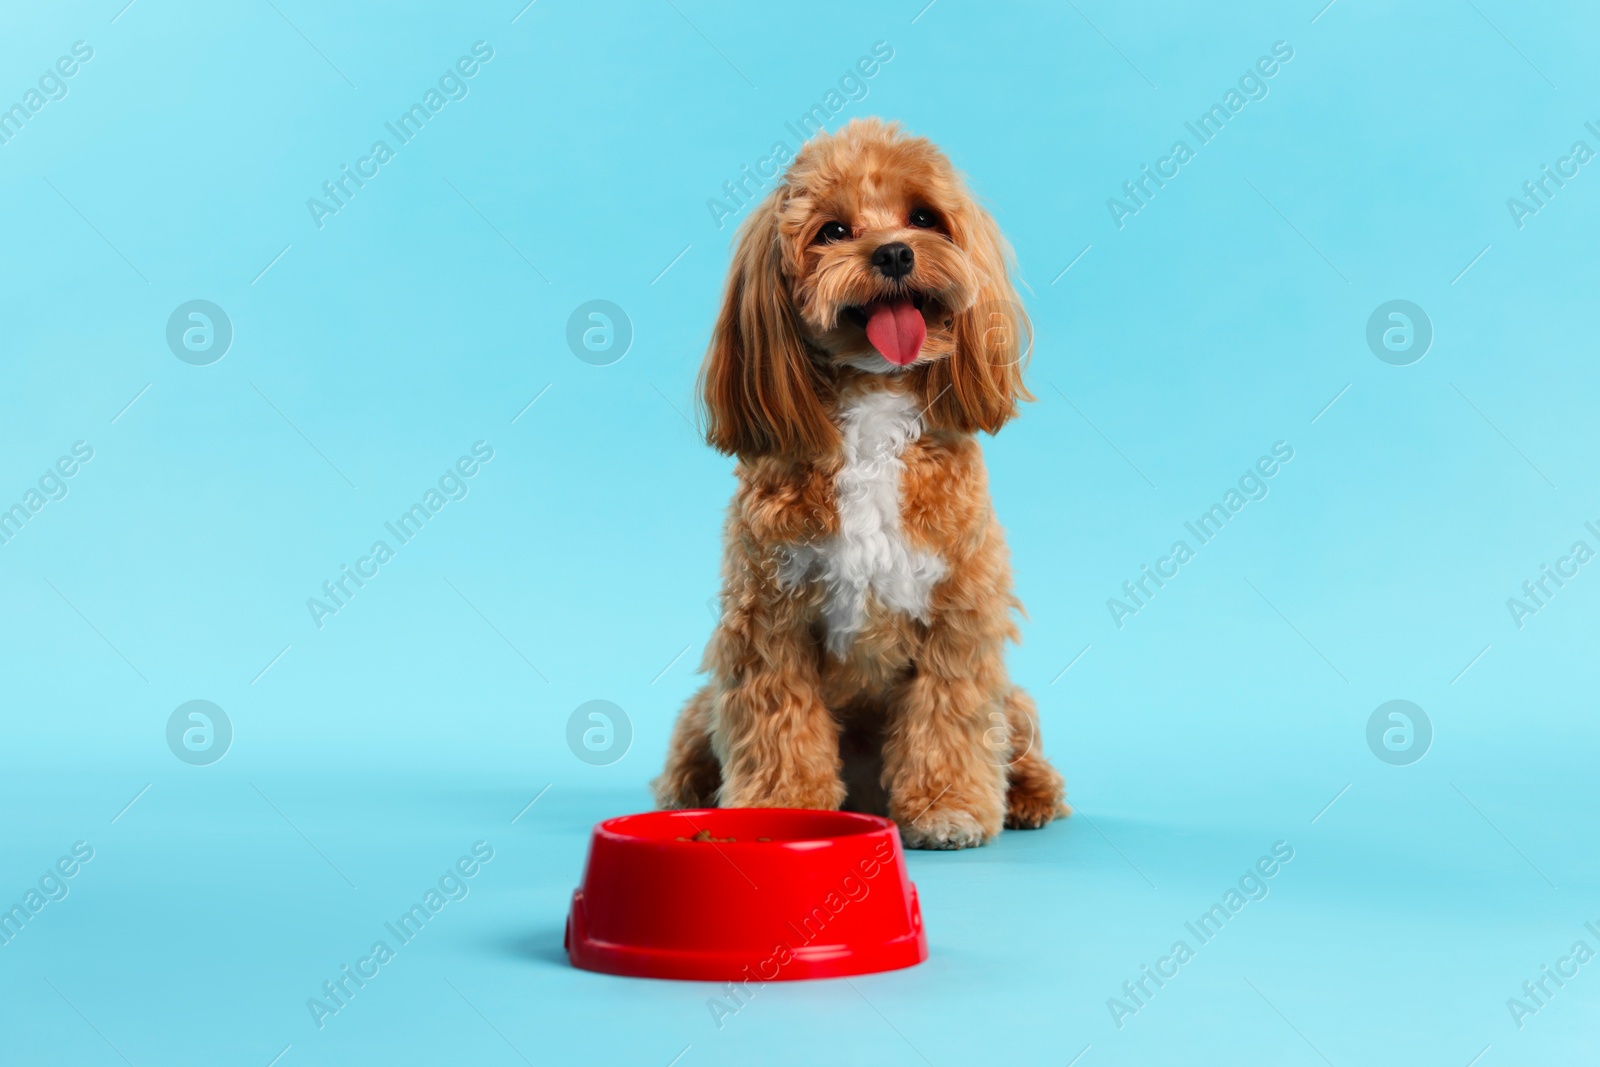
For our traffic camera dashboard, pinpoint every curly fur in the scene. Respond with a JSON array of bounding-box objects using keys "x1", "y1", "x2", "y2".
[{"x1": 654, "y1": 119, "x2": 1068, "y2": 849}]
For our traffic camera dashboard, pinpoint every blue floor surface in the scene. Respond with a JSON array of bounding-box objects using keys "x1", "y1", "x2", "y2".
[{"x1": 7, "y1": 770, "x2": 1597, "y2": 1065}]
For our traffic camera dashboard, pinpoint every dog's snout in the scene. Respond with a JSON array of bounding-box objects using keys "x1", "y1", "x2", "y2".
[{"x1": 870, "y1": 241, "x2": 915, "y2": 280}]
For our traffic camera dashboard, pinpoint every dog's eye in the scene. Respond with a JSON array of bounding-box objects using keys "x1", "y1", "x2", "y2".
[
  {"x1": 908, "y1": 207, "x2": 939, "y2": 229},
  {"x1": 814, "y1": 221, "x2": 850, "y2": 244}
]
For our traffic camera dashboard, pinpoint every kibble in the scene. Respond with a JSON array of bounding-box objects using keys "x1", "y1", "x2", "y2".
[{"x1": 674, "y1": 829, "x2": 737, "y2": 843}]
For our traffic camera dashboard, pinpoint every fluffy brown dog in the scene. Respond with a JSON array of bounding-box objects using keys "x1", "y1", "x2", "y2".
[{"x1": 654, "y1": 119, "x2": 1067, "y2": 849}]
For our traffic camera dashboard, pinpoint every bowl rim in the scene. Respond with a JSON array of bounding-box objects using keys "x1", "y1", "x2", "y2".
[{"x1": 595, "y1": 807, "x2": 898, "y2": 848}]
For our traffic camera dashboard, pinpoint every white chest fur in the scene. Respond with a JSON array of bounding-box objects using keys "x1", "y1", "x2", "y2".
[{"x1": 779, "y1": 389, "x2": 948, "y2": 656}]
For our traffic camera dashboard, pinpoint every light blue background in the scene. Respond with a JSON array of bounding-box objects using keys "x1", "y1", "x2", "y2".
[{"x1": 2, "y1": 0, "x2": 1597, "y2": 1064}]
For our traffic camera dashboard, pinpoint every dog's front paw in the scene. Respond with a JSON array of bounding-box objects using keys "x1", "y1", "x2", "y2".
[
  {"x1": 897, "y1": 808, "x2": 993, "y2": 851},
  {"x1": 720, "y1": 773, "x2": 845, "y2": 812},
  {"x1": 652, "y1": 767, "x2": 717, "y2": 811}
]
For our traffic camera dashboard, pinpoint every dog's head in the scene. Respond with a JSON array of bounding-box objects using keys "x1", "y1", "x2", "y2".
[{"x1": 701, "y1": 119, "x2": 1032, "y2": 458}]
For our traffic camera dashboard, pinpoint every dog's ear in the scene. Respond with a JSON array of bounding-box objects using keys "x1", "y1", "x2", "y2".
[
  {"x1": 699, "y1": 196, "x2": 837, "y2": 459},
  {"x1": 923, "y1": 201, "x2": 1033, "y2": 434}
]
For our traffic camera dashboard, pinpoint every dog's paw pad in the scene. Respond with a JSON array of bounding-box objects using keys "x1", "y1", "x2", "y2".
[{"x1": 899, "y1": 809, "x2": 990, "y2": 851}]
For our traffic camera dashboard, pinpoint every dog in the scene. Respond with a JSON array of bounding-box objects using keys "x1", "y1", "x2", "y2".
[{"x1": 653, "y1": 119, "x2": 1067, "y2": 849}]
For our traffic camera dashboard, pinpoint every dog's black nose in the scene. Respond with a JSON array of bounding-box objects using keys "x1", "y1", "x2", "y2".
[{"x1": 871, "y1": 241, "x2": 915, "y2": 280}]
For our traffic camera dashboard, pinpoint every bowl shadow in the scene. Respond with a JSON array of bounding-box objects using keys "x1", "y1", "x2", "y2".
[{"x1": 493, "y1": 926, "x2": 570, "y2": 968}]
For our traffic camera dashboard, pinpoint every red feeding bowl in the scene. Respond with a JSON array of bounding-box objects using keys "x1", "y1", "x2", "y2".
[{"x1": 565, "y1": 808, "x2": 927, "y2": 981}]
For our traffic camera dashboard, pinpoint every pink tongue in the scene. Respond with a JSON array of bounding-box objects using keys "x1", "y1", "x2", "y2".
[{"x1": 864, "y1": 300, "x2": 926, "y2": 366}]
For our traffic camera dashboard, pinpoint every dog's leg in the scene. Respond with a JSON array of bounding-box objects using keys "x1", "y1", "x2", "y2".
[
  {"x1": 653, "y1": 683, "x2": 722, "y2": 809},
  {"x1": 713, "y1": 664, "x2": 844, "y2": 810},
  {"x1": 710, "y1": 597, "x2": 844, "y2": 811},
  {"x1": 881, "y1": 640, "x2": 1008, "y2": 850},
  {"x1": 1001, "y1": 687, "x2": 1069, "y2": 829}
]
